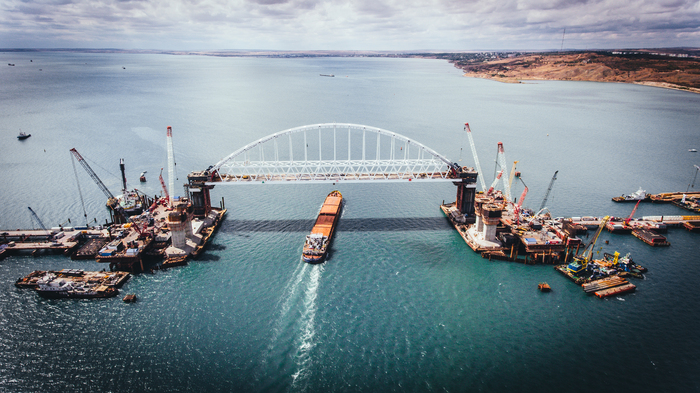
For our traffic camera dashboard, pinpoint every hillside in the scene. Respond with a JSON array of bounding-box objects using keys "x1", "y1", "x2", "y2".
[{"x1": 450, "y1": 51, "x2": 700, "y2": 93}]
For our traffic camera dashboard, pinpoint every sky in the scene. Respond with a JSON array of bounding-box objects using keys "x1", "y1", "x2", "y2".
[{"x1": 1, "y1": 0, "x2": 699, "y2": 51}]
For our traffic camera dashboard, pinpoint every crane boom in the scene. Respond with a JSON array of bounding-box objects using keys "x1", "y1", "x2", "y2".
[
  {"x1": 625, "y1": 200, "x2": 641, "y2": 225},
  {"x1": 69, "y1": 148, "x2": 115, "y2": 200},
  {"x1": 159, "y1": 168, "x2": 170, "y2": 206},
  {"x1": 539, "y1": 170, "x2": 558, "y2": 211},
  {"x1": 487, "y1": 170, "x2": 504, "y2": 195},
  {"x1": 508, "y1": 161, "x2": 519, "y2": 195},
  {"x1": 167, "y1": 126, "x2": 175, "y2": 205},
  {"x1": 465, "y1": 123, "x2": 487, "y2": 192},
  {"x1": 582, "y1": 216, "x2": 610, "y2": 262},
  {"x1": 27, "y1": 207, "x2": 49, "y2": 233},
  {"x1": 496, "y1": 142, "x2": 511, "y2": 201}
]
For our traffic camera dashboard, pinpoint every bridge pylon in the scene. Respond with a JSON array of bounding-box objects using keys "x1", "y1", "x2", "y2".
[{"x1": 187, "y1": 170, "x2": 215, "y2": 218}]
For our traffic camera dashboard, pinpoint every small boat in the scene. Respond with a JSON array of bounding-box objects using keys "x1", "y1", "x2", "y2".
[
  {"x1": 690, "y1": 149, "x2": 698, "y2": 152},
  {"x1": 320, "y1": 74, "x2": 335, "y2": 77},
  {"x1": 538, "y1": 282, "x2": 551, "y2": 292},
  {"x1": 8, "y1": 63, "x2": 15, "y2": 66},
  {"x1": 123, "y1": 294, "x2": 137, "y2": 303},
  {"x1": 17, "y1": 131, "x2": 31, "y2": 140},
  {"x1": 302, "y1": 190, "x2": 343, "y2": 263},
  {"x1": 139, "y1": 171, "x2": 147, "y2": 182}
]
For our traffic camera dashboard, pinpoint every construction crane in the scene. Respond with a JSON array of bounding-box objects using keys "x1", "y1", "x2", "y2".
[
  {"x1": 496, "y1": 142, "x2": 511, "y2": 201},
  {"x1": 507, "y1": 161, "x2": 519, "y2": 198},
  {"x1": 538, "y1": 170, "x2": 559, "y2": 211},
  {"x1": 166, "y1": 126, "x2": 176, "y2": 205},
  {"x1": 625, "y1": 200, "x2": 641, "y2": 226},
  {"x1": 486, "y1": 170, "x2": 504, "y2": 195},
  {"x1": 159, "y1": 168, "x2": 170, "y2": 207},
  {"x1": 27, "y1": 207, "x2": 50, "y2": 235},
  {"x1": 464, "y1": 123, "x2": 487, "y2": 192},
  {"x1": 567, "y1": 216, "x2": 610, "y2": 276},
  {"x1": 69, "y1": 148, "x2": 126, "y2": 221},
  {"x1": 513, "y1": 177, "x2": 529, "y2": 224}
]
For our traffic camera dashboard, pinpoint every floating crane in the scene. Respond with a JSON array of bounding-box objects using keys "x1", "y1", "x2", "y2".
[
  {"x1": 567, "y1": 216, "x2": 610, "y2": 275},
  {"x1": 464, "y1": 123, "x2": 487, "y2": 192},
  {"x1": 69, "y1": 148, "x2": 126, "y2": 222},
  {"x1": 539, "y1": 170, "x2": 558, "y2": 212}
]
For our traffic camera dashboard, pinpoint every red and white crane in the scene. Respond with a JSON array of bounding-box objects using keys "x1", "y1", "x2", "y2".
[{"x1": 159, "y1": 168, "x2": 170, "y2": 207}]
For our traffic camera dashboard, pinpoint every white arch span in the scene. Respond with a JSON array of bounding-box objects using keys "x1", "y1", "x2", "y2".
[{"x1": 210, "y1": 123, "x2": 461, "y2": 184}]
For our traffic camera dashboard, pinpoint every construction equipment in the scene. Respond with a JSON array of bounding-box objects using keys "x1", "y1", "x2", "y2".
[
  {"x1": 625, "y1": 200, "x2": 641, "y2": 226},
  {"x1": 513, "y1": 177, "x2": 529, "y2": 225},
  {"x1": 508, "y1": 161, "x2": 519, "y2": 199},
  {"x1": 166, "y1": 126, "x2": 176, "y2": 205},
  {"x1": 539, "y1": 170, "x2": 558, "y2": 212},
  {"x1": 495, "y1": 142, "x2": 511, "y2": 201},
  {"x1": 27, "y1": 207, "x2": 50, "y2": 235},
  {"x1": 159, "y1": 168, "x2": 170, "y2": 207},
  {"x1": 69, "y1": 148, "x2": 126, "y2": 222},
  {"x1": 464, "y1": 123, "x2": 487, "y2": 192},
  {"x1": 487, "y1": 170, "x2": 504, "y2": 195},
  {"x1": 567, "y1": 216, "x2": 610, "y2": 275}
]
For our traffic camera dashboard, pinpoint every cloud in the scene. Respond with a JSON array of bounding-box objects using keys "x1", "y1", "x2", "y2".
[{"x1": 0, "y1": 0, "x2": 698, "y2": 49}]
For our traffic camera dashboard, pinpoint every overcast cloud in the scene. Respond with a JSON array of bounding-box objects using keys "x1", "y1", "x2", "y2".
[{"x1": 1, "y1": 0, "x2": 698, "y2": 50}]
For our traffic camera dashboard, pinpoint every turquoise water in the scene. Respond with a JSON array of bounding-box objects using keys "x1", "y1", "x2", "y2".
[{"x1": 1, "y1": 52, "x2": 699, "y2": 392}]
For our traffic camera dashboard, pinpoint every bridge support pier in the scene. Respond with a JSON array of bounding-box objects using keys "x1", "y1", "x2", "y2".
[
  {"x1": 453, "y1": 169, "x2": 478, "y2": 221},
  {"x1": 187, "y1": 171, "x2": 214, "y2": 218}
]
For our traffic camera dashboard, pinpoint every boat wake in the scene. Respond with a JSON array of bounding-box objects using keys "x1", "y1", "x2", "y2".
[{"x1": 259, "y1": 262, "x2": 324, "y2": 390}]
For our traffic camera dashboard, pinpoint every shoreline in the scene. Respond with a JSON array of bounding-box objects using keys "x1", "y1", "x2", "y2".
[{"x1": 461, "y1": 73, "x2": 700, "y2": 94}]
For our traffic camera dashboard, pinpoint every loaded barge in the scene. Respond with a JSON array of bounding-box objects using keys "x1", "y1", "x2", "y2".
[
  {"x1": 302, "y1": 190, "x2": 343, "y2": 264},
  {"x1": 16, "y1": 269, "x2": 130, "y2": 299}
]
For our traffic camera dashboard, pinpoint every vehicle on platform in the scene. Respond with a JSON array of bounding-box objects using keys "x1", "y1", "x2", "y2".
[{"x1": 302, "y1": 190, "x2": 343, "y2": 264}]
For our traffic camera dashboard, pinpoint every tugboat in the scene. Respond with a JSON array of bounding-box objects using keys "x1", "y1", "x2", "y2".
[
  {"x1": 17, "y1": 131, "x2": 31, "y2": 140},
  {"x1": 538, "y1": 282, "x2": 551, "y2": 292},
  {"x1": 302, "y1": 190, "x2": 343, "y2": 264}
]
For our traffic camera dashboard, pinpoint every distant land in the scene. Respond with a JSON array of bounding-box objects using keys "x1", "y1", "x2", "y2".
[
  {"x1": 4, "y1": 48, "x2": 699, "y2": 93},
  {"x1": 438, "y1": 49, "x2": 700, "y2": 94}
]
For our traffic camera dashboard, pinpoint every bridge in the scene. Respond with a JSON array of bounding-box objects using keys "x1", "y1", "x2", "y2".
[
  {"x1": 186, "y1": 123, "x2": 478, "y2": 215},
  {"x1": 208, "y1": 123, "x2": 465, "y2": 184}
]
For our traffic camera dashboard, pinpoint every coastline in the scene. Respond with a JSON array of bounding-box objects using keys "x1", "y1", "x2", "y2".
[{"x1": 461, "y1": 73, "x2": 700, "y2": 94}]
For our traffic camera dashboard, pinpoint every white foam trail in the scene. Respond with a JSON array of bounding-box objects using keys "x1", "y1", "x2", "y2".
[
  {"x1": 291, "y1": 264, "x2": 323, "y2": 388},
  {"x1": 269, "y1": 262, "x2": 309, "y2": 345}
]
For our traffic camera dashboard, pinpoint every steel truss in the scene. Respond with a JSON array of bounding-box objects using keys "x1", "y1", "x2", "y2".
[{"x1": 210, "y1": 123, "x2": 458, "y2": 184}]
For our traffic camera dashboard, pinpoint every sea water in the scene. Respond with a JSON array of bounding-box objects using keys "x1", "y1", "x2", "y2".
[{"x1": 0, "y1": 52, "x2": 699, "y2": 392}]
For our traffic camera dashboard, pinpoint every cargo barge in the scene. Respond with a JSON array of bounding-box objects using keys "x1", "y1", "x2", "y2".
[
  {"x1": 302, "y1": 190, "x2": 343, "y2": 264},
  {"x1": 632, "y1": 228, "x2": 670, "y2": 246},
  {"x1": 15, "y1": 269, "x2": 130, "y2": 299}
]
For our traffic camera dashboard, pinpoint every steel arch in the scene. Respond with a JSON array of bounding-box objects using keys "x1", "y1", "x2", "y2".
[{"x1": 210, "y1": 123, "x2": 459, "y2": 184}]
